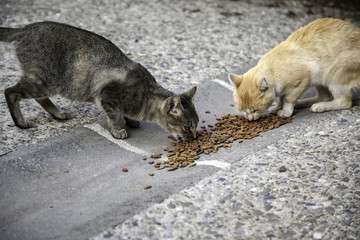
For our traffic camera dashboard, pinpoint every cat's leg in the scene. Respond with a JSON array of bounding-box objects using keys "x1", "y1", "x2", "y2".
[
  {"x1": 268, "y1": 96, "x2": 284, "y2": 114},
  {"x1": 100, "y1": 100, "x2": 128, "y2": 139},
  {"x1": 310, "y1": 85, "x2": 352, "y2": 112},
  {"x1": 296, "y1": 86, "x2": 333, "y2": 108},
  {"x1": 4, "y1": 80, "x2": 46, "y2": 128},
  {"x1": 278, "y1": 86, "x2": 309, "y2": 117},
  {"x1": 124, "y1": 117, "x2": 140, "y2": 128},
  {"x1": 35, "y1": 97, "x2": 71, "y2": 120},
  {"x1": 106, "y1": 113, "x2": 128, "y2": 139}
]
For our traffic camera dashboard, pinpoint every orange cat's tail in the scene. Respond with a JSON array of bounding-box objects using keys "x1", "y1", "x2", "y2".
[{"x1": 0, "y1": 27, "x2": 23, "y2": 42}]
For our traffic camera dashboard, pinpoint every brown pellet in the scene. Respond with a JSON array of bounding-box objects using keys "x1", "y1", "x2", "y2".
[{"x1": 144, "y1": 185, "x2": 152, "y2": 190}]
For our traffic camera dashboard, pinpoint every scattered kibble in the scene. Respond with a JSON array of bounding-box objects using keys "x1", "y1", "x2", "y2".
[
  {"x1": 144, "y1": 185, "x2": 152, "y2": 190},
  {"x1": 147, "y1": 115, "x2": 292, "y2": 172},
  {"x1": 150, "y1": 153, "x2": 162, "y2": 159},
  {"x1": 122, "y1": 168, "x2": 128, "y2": 172}
]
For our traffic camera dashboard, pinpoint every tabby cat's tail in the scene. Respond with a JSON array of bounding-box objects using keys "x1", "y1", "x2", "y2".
[{"x1": 0, "y1": 27, "x2": 23, "y2": 42}]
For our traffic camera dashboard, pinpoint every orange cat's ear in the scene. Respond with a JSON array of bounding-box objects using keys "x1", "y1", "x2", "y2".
[
  {"x1": 259, "y1": 78, "x2": 269, "y2": 92},
  {"x1": 229, "y1": 74, "x2": 243, "y2": 87}
]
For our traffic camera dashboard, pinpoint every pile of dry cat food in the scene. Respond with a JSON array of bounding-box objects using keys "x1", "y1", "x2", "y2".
[{"x1": 149, "y1": 114, "x2": 292, "y2": 171}]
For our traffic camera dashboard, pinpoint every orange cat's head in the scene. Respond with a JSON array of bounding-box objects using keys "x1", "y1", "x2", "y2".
[{"x1": 229, "y1": 73, "x2": 275, "y2": 120}]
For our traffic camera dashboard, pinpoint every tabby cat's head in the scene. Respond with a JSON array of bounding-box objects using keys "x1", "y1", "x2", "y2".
[
  {"x1": 229, "y1": 73, "x2": 275, "y2": 120},
  {"x1": 161, "y1": 87, "x2": 199, "y2": 140}
]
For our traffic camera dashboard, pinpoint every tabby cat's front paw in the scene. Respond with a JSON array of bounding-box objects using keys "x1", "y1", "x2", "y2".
[
  {"x1": 16, "y1": 121, "x2": 37, "y2": 129},
  {"x1": 111, "y1": 129, "x2": 128, "y2": 139},
  {"x1": 277, "y1": 109, "x2": 292, "y2": 117},
  {"x1": 54, "y1": 111, "x2": 71, "y2": 120}
]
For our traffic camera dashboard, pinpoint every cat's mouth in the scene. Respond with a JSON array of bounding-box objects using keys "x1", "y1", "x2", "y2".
[{"x1": 243, "y1": 111, "x2": 261, "y2": 121}]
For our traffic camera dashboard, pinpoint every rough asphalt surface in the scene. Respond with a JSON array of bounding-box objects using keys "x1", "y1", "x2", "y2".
[{"x1": 0, "y1": 0, "x2": 359, "y2": 240}]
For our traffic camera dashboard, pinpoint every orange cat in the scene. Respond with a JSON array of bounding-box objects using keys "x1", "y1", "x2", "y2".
[{"x1": 229, "y1": 18, "x2": 360, "y2": 120}]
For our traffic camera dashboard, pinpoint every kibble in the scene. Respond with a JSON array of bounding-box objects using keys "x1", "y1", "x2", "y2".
[
  {"x1": 122, "y1": 168, "x2": 128, "y2": 172},
  {"x1": 144, "y1": 185, "x2": 152, "y2": 190},
  {"x1": 148, "y1": 115, "x2": 292, "y2": 172}
]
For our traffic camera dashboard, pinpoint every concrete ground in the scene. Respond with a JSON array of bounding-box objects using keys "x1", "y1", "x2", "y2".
[{"x1": 0, "y1": 1, "x2": 359, "y2": 240}]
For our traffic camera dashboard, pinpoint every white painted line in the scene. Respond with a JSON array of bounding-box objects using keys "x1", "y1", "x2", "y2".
[
  {"x1": 212, "y1": 79, "x2": 233, "y2": 91},
  {"x1": 84, "y1": 123, "x2": 231, "y2": 169},
  {"x1": 84, "y1": 123, "x2": 151, "y2": 157},
  {"x1": 196, "y1": 160, "x2": 231, "y2": 169}
]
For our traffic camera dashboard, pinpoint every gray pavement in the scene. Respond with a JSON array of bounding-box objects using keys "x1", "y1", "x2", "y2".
[{"x1": 1, "y1": 1, "x2": 359, "y2": 240}]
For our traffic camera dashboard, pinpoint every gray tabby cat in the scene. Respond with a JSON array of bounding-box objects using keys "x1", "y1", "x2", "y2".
[{"x1": 0, "y1": 21, "x2": 199, "y2": 140}]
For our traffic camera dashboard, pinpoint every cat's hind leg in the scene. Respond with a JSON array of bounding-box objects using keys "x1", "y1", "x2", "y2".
[
  {"x1": 310, "y1": 85, "x2": 352, "y2": 112},
  {"x1": 295, "y1": 86, "x2": 333, "y2": 109},
  {"x1": 4, "y1": 80, "x2": 44, "y2": 128},
  {"x1": 35, "y1": 97, "x2": 71, "y2": 120},
  {"x1": 124, "y1": 117, "x2": 140, "y2": 128}
]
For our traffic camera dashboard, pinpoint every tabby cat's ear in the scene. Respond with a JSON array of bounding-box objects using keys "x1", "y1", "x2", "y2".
[
  {"x1": 259, "y1": 78, "x2": 269, "y2": 92},
  {"x1": 181, "y1": 86, "x2": 197, "y2": 102},
  {"x1": 164, "y1": 95, "x2": 183, "y2": 116},
  {"x1": 229, "y1": 74, "x2": 242, "y2": 87}
]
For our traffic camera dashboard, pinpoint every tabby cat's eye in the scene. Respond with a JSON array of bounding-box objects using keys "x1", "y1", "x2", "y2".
[{"x1": 184, "y1": 126, "x2": 190, "y2": 131}]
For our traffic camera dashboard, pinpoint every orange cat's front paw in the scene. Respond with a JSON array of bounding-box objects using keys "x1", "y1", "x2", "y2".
[{"x1": 277, "y1": 109, "x2": 292, "y2": 117}]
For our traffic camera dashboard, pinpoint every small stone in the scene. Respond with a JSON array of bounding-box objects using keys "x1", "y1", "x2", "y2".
[
  {"x1": 265, "y1": 205, "x2": 273, "y2": 211},
  {"x1": 255, "y1": 162, "x2": 268, "y2": 166},
  {"x1": 181, "y1": 202, "x2": 193, "y2": 207},
  {"x1": 144, "y1": 185, "x2": 152, "y2": 190},
  {"x1": 341, "y1": 177, "x2": 349, "y2": 182},
  {"x1": 336, "y1": 184, "x2": 348, "y2": 190},
  {"x1": 298, "y1": 171, "x2": 308, "y2": 177},
  {"x1": 304, "y1": 132, "x2": 314, "y2": 137},
  {"x1": 264, "y1": 195, "x2": 276, "y2": 200},
  {"x1": 167, "y1": 202, "x2": 176, "y2": 209},
  {"x1": 122, "y1": 168, "x2": 128, "y2": 172},
  {"x1": 348, "y1": 163, "x2": 359, "y2": 169},
  {"x1": 313, "y1": 232, "x2": 323, "y2": 239},
  {"x1": 253, "y1": 210, "x2": 263, "y2": 216},
  {"x1": 278, "y1": 165, "x2": 287, "y2": 172},
  {"x1": 103, "y1": 232, "x2": 113, "y2": 238},
  {"x1": 281, "y1": 230, "x2": 296, "y2": 239}
]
